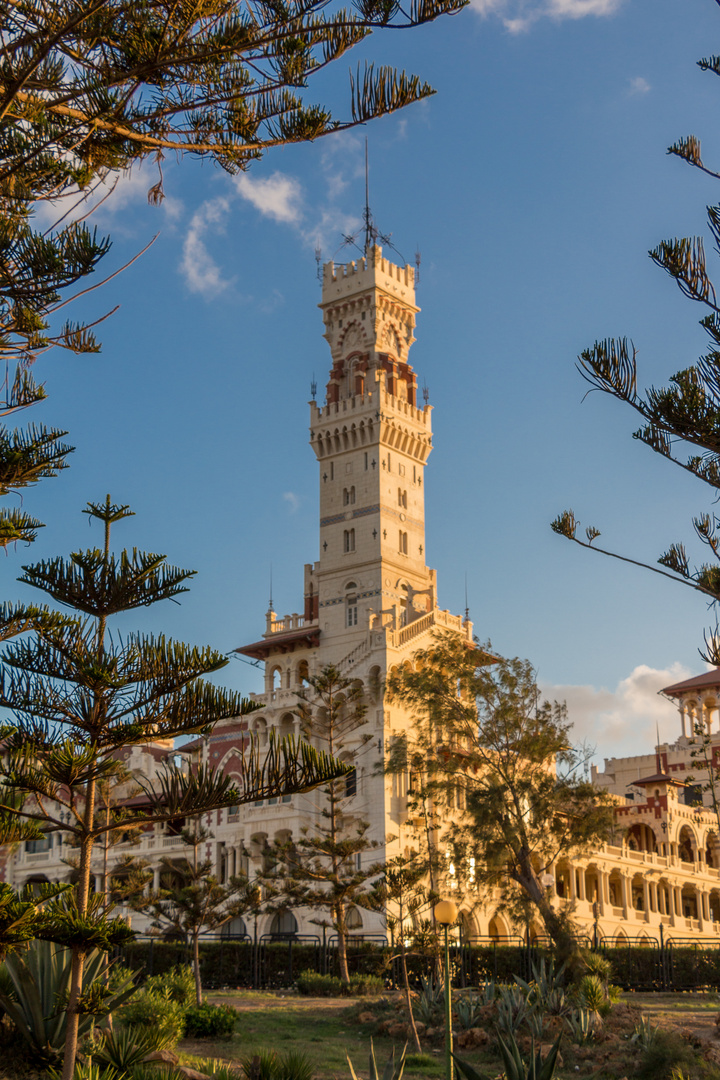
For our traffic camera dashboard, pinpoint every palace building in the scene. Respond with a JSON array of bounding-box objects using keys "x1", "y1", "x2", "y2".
[{"x1": 7, "y1": 245, "x2": 720, "y2": 947}]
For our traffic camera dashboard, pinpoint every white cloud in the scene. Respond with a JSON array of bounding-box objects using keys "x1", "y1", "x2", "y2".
[
  {"x1": 470, "y1": 0, "x2": 624, "y2": 26},
  {"x1": 629, "y1": 76, "x2": 651, "y2": 95},
  {"x1": 283, "y1": 492, "x2": 300, "y2": 513},
  {"x1": 539, "y1": 661, "x2": 692, "y2": 762},
  {"x1": 32, "y1": 164, "x2": 183, "y2": 232},
  {"x1": 233, "y1": 172, "x2": 303, "y2": 224},
  {"x1": 180, "y1": 197, "x2": 233, "y2": 297}
]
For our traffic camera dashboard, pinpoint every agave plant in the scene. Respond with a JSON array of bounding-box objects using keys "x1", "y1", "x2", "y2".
[
  {"x1": 453, "y1": 1033, "x2": 562, "y2": 1080},
  {"x1": 565, "y1": 1008, "x2": 595, "y2": 1045},
  {"x1": 412, "y1": 975, "x2": 444, "y2": 1026},
  {"x1": 495, "y1": 983, "x2": 528, "y2": 1036},
  {"x1": 454, "y1": 992, "x2": 486, "y2": 1030},
  {"x1": 92, "y1": 1026, "x2": 172, "y2": 1071},
  {"x1": 0, "y1": 940, "x2": 137, "y2": 1064},
  {"x1": 347, "y1": 1040, "x2": 407, "y2": 1080}
]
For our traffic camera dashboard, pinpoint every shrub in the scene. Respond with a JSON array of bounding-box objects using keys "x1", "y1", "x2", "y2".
[
  {"x1": 144, "y1": 965, "x2": 196, "y2": 1006},
  {"x1": 349, "y1": 974, "x2": 385, "y2": 996},
  {"x1": 635, "y1": 1029, "x2": 699, "y2": 1080},
  {"x1": 296, "y1": 970, "x2": 345, "y2": 996},
  {"x1": 240, "y1": 1050, "x2": 313, "y2": 1080},
  {"x1": 0, "y1": 941, "x2": 136, "y2": 1065},
  {"x1": 118, "y1": 990, "x2": 186, "y2": 1049},
  {"x1": 184, "y1": 1003, "x2": 237, "y2": 1040}
]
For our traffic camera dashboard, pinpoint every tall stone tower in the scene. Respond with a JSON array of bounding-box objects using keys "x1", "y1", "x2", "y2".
[{"x1": 232, "y1": 245, "x2": 471, "y2": 937}]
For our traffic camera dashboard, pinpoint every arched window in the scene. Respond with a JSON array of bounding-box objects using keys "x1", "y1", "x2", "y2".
[
  {"x1": 269, "y1": 910, "x2": 298, "y2": 937},
  {"x1": 343, "y1": 529, "x2": 355, "y2": 553},
  {"x1": 346, "y1": 906, "x2": 363, "y2": 931},
  {"x1": 398, "y1": 531, "x2": 408, "y2": 555},
  {"x1": 398, "y1": 488, "x2": 407, "y2": 508},
  {"x1": 343, "y1": 486, "x2": 356, "y2": 506}
]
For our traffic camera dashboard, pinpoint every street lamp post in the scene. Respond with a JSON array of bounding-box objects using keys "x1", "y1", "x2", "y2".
[{"x1": 434, "y1": 899, "x2": 458, "y2": 1080}]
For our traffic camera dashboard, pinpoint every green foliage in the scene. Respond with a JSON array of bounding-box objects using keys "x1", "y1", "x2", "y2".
[
  {"x1": 265, "y1": 666, "x2": 382, "y2": 983},
  {"x1": 495, "y1": 984, "x2": 529, "y2": 1037},
  {"x1": 494, "y1": 1033, "x2": 562, "y2": 1080},
  {"x1": 454, "y1": 992, "x2": 487, "y2": 1030},
  {"x1": 386, "y1": 635, "x2": 612, "y2": 960},
  {"x1": 634, "y1": 1028, "x2": 700, "y2": 1080},
  {"x1": 295, "y1": 970, "x2": 383, "y2": 996},
  {"x1": 240, "y1": 1049, "x2": 314, "y2": 1080},
  {"x1": 564, "y1": 1008, "x2": 595, "y2": 1045},
  {"x1": 117, "y1": 990, "x2": 186, "y2": 1050},
  {"x1": 347, "y1": 1041, "x2": 407, "y2": 1080},
  {"x1": 296, "y1": 970, "x2": 345, "y2": 996},
  {"x1": 412, "y1": 975, "x2": 444, "y2": 1026},
  {"x1": 631, "y1": 1015, "x2": 660, "y2": 1051},
  {"x1": 0, "y1": 941, "x2": 136, "y2": 1064},
  {"x1": 183, "y1": 1003, "x2": 237, "y2": 1040},
  {"x1": 143, "y1": 966, "x2": 196, "y2": 1006},
  {"x1": 91, "y1": 1026, "x2": 170, "y2": 1071}
]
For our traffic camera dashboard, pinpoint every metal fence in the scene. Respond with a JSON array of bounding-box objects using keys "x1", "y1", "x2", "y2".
[{"x1": 118, "y1": 933, "x2": 720, "y2": 992}]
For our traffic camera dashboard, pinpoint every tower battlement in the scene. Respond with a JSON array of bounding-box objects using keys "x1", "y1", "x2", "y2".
[{"x1": 322, "y1": 245, "x2": 416, "y2": 308}]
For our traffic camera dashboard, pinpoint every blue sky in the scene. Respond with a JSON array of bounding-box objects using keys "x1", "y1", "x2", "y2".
[{"x1": 4, "y1": 0, "x2": 720, "y2": 765}]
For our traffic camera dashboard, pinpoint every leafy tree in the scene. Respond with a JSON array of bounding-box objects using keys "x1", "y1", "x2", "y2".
[
  {"x1": 265, "y1": 665, "x2": 382, "y2": 983},
  {"x1": 0, "y1": 496, "x2": 349, "y2": 1080},
  {"x1": 122, "y1": 815, "x2": 253, "y2": 1005},
  {"x1": 0, "y1": 0, "x2": 466, "y2": 547},
  {"x1": 386, "y1": 633, "x2": 613, "y2": 968},
  {"x1": 550, "y1": 28, "x2": 720, "y2": 664}
]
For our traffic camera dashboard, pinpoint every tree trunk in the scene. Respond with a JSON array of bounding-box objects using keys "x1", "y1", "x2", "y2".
[
  {"x1": 400, "y1": 938, "x2": 422, "y2": 1053},
  {"x1": 337, "y1": 926, "x2": 350, "y2": 983},
  {"x1": 516, "y1": 861, "x2": 583, "y2": 975},
  {"x1": 61, "y1": 949, "x2": 87, "y2": 1080},
  {"x1": 193, "y1": 932, "x2": 202, "y2": 1005},
  {"x1": 62, "y1": 777, "x2": 97, "y2": 1080}
]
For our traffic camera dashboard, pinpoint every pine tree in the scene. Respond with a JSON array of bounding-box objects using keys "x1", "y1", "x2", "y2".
[
  {"x1": 123, "y1": 815, "x2": 254, "y2": 1006},
  {"x1": 0, "y1": 496, "x2": 349, "y2": 1080},
  {"x1": 0, "y1": 0, "x2": 466, "y2": 548},
  {"x1": 386, "y1": 633, "x2": 613, "y2": 969},
  {"x1": 551, "y1": 12, "x2": 720, "y2": 663},
  {"x1": 265, "y1": 665, "x2": 382, "y2": 983}
]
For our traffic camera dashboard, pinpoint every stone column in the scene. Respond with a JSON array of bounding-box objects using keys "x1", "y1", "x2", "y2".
[
  {"x1": 598, "y1": 870, "x2": 607, "y2": 915},
  {"x1": 620, "y1": 874, "x2": 629, "y2": 920},
  {"x1": 153, "y1": 867, "x2": 160, "y2": 891},
  {"x1": 569, "y1": 866, "x2": 576, "y2": 902},
  {"x1": 642, "y1": 878, "x2": 650, "y2": 921},
  {"x1": 577, "y1": 869, "x2": 586, "y2": 903}
]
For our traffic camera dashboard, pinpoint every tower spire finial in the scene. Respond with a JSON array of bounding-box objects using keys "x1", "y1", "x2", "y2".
[
  {"x1": 269, "y1": 563, "x2": 274, "y2": 612},
  {"x1": 464, "y1": 572, "x2": 470, "y2": 623}
]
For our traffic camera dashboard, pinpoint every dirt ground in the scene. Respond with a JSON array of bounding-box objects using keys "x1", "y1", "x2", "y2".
[{"x1": 617, "y1": 992, "x2": 720, "y2": 1039}]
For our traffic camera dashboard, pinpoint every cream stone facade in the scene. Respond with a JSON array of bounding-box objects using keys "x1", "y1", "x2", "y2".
[{"x1": 8, "y1": 247, "x2": 720, "y2": 949}]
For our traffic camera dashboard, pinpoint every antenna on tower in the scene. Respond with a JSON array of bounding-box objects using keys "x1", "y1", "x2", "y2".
[
  {"x1": 363, "y1": 137, "x2": 373, "y2": 254},
  {"x1": 269, "y1": 564, "x2": 273, "y2": 612},
  {"x1": 310, "y1": 373, "x2": 317, "y2": 401},
  {"x1": 422, "y1": 382, "x2": 430, "y2": 406},
  {"x1": 415, "y1": 247, "x2": 421, "y2": 285},
  {"x1": 464, "y1": 572, "x2": 470, "y2": 623},
  {"x1": 315, "y1": 246, "x2": 322, "y2": 283}
]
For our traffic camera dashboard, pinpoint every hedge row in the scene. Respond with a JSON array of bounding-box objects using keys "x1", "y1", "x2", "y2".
[{"x1": 117, "y1": 939, "x2": 720, "y2": 991}]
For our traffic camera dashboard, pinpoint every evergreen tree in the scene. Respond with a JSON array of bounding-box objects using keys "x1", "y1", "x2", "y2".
[
  {"x1": 265, "y1": 665, "x2": 382, "y2": 983},
  {"x1": 0, "y1": 496, "x2": 349, "y2": 1080},
  {"x1": 122, "y1": 815, "x2": 253, "y2": 1006},
  {"x1": 551, "y1": 11, "x2": 720, "y2": 663},
  {"x1": 386, "y1": 633, "x2": 612, "y2": 968},
  {"x1": 0, "y1": 0, "x2": 466, "y2": 548}
]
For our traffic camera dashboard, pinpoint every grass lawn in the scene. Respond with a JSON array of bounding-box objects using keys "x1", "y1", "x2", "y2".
[{"x1": 180, "y1": 997, "x2": 493, "y2": 1080}]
